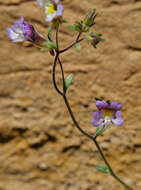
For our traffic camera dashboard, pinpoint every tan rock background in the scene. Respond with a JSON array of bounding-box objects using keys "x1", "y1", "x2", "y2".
[{"x1": 0, "y1": 0, "x2": 141, "y2": 189}]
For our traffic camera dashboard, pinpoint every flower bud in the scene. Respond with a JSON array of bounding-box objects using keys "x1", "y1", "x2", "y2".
[
  {"x1": 86, "y1": 33, "x2": 104, "y2": 48},
  {"x1": 91, "y1": 35, "x2": 101, "y2": 48},
  {"x1": 83, "y1": 8, "x2": 97, "y2": 28}
]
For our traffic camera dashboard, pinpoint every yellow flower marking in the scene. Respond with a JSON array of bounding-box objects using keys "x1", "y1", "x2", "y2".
[
  {"x1": 102, "y1": 109, "x2": 114, "y2": 118},
  {"x1": 46, "y1": 4, "x2": 56, "y2": 14}
]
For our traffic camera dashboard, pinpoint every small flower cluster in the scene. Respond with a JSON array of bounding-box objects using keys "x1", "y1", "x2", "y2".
[
  {"x1": 7, "y1": 0, "x2": 124, "y2": 132},
  {"x1": 7, "y1": 0, "x2": 103, "y2": 49},
  {"x1": 7, "y1": 0, "x2": 64, "y2": 46}
]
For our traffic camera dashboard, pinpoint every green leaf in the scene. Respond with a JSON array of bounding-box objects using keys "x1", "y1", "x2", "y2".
[
  {"x1": 95, "y1": 33, "x2": 103, "y2": 37},
  {"x1": 95, "y1": 165, "x2": 110, "y2": 174},
  {"x1": 75, "y1": 42, "x2": 81, "y2": 52},
  {"x1": 100, "y1": 38, "x2": 106, "y2": 42},
  {"x1": 68, "y1": 25, "x2": 78, "y2": 31},
  {"x1": 65, "y1": 74, "x2": 74, "y2": 90},
  {"x1": 95, "y1": 126, "x2": 106, "y2": 137},
  {"x1": 47, "y1": 26, "x2": 52, "y2": 39},
  {"x1": 43, "y1": 40, "x2": 57, "y2": 49}
]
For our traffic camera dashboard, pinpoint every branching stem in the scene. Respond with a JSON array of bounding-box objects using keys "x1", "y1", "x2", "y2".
[
  {"x1": 59, "y1": 32, "x2": 83, "y2": 53},
  {"x1": 51, "y1": 28, "x2": 134, "y2": 190}
]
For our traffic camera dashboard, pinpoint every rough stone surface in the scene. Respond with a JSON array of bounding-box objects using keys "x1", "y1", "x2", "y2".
[{"x1": 0, "y1": 0, "x2": 141, "y2": 190}]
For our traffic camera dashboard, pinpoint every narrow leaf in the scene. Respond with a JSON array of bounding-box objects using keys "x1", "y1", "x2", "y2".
[
  {"x1": 75, "y1": 42, "x2": 81, "y2": 52},
  {"x1": 42, "y1": 41, "x2": 57, "y2": 52},
  {"x1": 47, "y1": 26, "x2": 52, "y2": 39},
  {"x1": 65, "y1": 74, "x2": 74, "y2": 90},
  {"x1": 68, "y1": 25, "x2": 78, "y2": 31},
  {"x1": 47, "y1": 41, "x2": 57, "y2": 49},
  {"x1": 96, "y1": 165, "x2": 110, "y2": 174}
]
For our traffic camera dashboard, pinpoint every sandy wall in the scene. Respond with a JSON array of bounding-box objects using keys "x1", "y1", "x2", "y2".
[{"x1": 0, "y1": 0, "x2": 141, "y2": 189}]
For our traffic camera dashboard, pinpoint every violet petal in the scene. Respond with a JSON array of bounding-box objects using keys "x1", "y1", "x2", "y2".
[
  {"x1": 96, "y1": 100, "x2": 109, "y2": 109},
  {"x1": 110, "y1": 101, "x2": 122, "y2": 110},
  {"x1": 92, "y1": 111, "x2": 104, "y2": 127},
  {"x1": 112, "y1": 111, "x2": 124, "y2": 126},
  {"x1": 56, "y1": 4, "x2": 64, "y2": 16}
]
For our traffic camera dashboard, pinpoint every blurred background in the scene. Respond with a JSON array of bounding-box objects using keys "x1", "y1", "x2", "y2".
[{"x1": 0, "y1": 0, "x2": 141, "y2": 189}]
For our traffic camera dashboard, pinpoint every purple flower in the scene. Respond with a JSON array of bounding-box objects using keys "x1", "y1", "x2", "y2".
[
  {"x1": 37, "y1": 0, "x2": 64, "y2": 22},
  {"x1": 91, "y1": 35, "x2": 104, "y2": 48},
  {"x1": 7, "y1": 17, "x2": 45, "y2": 45},
  {"x1": 92, "y1": 100, "x2": 124, "y2": 127}
]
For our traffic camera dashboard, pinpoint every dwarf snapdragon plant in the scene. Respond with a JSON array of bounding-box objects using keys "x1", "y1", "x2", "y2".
[{"x1": 7, "y1": 1, "x2": 134, "y2": 189}]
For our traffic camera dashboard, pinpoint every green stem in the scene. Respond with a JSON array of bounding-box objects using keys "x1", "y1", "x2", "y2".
[
  {"x1": 57, "y1": 57, "x2": 66, "y2": 94},
  {"x1": 56, "y1": 26, "x2": 59, "y2": 51},
  {"x1": 59, "y1": 32, "x2": 83, "y2": 53},
  {"x1": 63, "y1": 94, "x2": 134, "y2": 190},
  {"x1": 52, "y1": 27, "x2": 134, "y2": 190},
  {"x1": 63, "y1": 95, "x2": 95, "y2": 139},
  {"x1": 59, "y1": 38, "x2": 83, "y2": 53},
  {"x1": 52, "y1": 52, "x2": 63, "y2": 96},
  {"x1": 93, "y1": 138, "x2": 133, "y2": 190}
]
